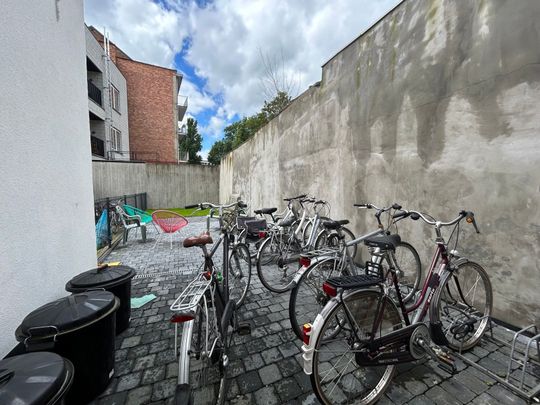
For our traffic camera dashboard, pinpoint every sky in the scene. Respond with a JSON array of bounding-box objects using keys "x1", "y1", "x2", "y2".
[{"x1": 84, "y1": 0, "x2": 401, "y2": 159}]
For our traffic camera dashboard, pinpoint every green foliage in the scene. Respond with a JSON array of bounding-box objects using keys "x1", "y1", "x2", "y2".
[
  {"x1": 207, "y1": 93, "x2": 291, "y2": 165},
  {"x1": 179, "y1": 118, "x2": 203, "y2": 164},
  {"x1": 262, "y1": 91, "x2": 291, "y2": 121}
]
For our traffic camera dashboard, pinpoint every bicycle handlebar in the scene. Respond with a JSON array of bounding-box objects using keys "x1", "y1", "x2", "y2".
[
  {"x1": 393, "y1": 209, "x2": 480, "y2": 233},
  {"x1": 184, "y1": 201, "x2": 245, "y2": 210}
]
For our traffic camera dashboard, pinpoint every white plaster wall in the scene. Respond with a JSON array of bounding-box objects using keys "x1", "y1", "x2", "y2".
[{"x1": 0, "y1": 0, "x2": 97, "y2": 355}]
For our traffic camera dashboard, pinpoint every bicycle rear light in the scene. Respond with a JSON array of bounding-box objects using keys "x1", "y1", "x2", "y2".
[
  {"x1": 203, "y1": 271, "x2": 212, "y2": 280},
  {"x1": 170, "y1": 313, "x2": 195, "y2": 323},
  {"x1": 258, "y1": 231, "x2": 267, "y2": 238},
  {"x1": 303, "y1": 323, "x2": 312, "y2": 345},
  {"x1": 299, "y1": 256, "x2": 311, "y2": 268},
  {"x1": 322, "y1": 281, "x2": 337, "y2": 297}
]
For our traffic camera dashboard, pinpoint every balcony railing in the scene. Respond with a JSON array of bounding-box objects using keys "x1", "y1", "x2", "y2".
[
  {"x1": 177, "y1": 95, "x2": 188, "y2": 122},
  {"x1": 88, "y1": 80, "x2": 102, "y2": 106},
  {"x1": 179, "y1": 150, "x2": 189, "y2": 162},
  {"x1": 106, "y1": 150, "x2": 160, "y2": 162}
]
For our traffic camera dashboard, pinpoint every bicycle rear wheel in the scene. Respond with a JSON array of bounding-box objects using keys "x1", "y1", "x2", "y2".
[
  {"x1": 310, "y1": 290, "x2": 403, "y2": 405},
  {"x1": 432, "y1": 261, "x2": 492, "y2": 351},
  {"x1": 256, "y1": 235, "x2": 300, "y2": 293},
  {"x1": 228, "y1": 243, "x2": 251, "y2": 308}
]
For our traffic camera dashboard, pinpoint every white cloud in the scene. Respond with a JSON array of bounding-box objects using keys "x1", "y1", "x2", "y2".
[
  {"x1": 85, "y1": 0, "x2": 402, "y2": 119},
  {"x1": 84, "y1": 0, "x2": 188, "y2": 68},
  {"x1": 200, "y1": 115, "x2": 228, "y2": 139}
]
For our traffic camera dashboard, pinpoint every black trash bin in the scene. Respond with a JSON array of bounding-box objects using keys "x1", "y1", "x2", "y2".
[
  {"x1": 15, "y1": 291, "x2": 119, "y2": 405},
  {"x1": 0, "y1": 352, "x2": 74, "y2": 405},
  {"x1": 65, "y1": 264, "x2": 135, "y2": 334}
]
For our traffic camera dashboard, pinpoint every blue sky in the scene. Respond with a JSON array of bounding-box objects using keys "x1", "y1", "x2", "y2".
[{"x1": 84, "y1": 0, "x2": 400, "y2": 158}]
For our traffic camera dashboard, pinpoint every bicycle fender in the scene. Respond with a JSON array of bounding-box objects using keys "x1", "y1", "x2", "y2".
[
  {"x1": 292, "y1": 255, "x2": 340, "y2": 286},
  {"x1": 451, "y1": 257, "x2": 469, "y2": 268},
  {"x1": 301, "y1": 294, "x2": 342, "y2": 375}
]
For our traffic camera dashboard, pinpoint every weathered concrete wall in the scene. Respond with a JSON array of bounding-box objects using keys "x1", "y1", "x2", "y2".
[
  {"x1": 93, "y1": 161, "x2": 219, "y2": 208},
  {"x1": 220, "y1": 0, "x2": 540, "y2": 326}
]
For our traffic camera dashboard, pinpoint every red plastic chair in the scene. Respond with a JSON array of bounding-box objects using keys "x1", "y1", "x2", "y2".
[{"x1": 151, "y1": 210, "x2": 188, "y2": 248}]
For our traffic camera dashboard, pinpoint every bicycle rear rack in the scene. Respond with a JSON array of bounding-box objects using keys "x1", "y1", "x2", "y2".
[
  {"x1": 453, "y1": 319, "x2": 540, "y2": 403},
  {"x1": 170, "y1": 273, "x2": 212, "y2": 313}
]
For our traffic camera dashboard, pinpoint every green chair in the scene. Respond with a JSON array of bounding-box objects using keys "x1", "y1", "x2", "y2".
[{"x1": 123, "y1": 204, "x2": 158, "y2": 233}]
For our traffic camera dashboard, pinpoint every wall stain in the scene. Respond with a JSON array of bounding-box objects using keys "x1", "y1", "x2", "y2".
[{"x1": 55, "y1": 0, "x2": 60, "y2": 21}]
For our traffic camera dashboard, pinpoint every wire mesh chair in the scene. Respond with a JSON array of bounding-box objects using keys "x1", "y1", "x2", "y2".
[
  {"x1": 151, "y1": 210, "x2": 189, "y2": 248},
  {"x1": 123, "y1": 204, "x2": 158, "y2": 233}
]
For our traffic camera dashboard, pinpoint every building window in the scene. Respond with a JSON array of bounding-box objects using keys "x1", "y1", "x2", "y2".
[
  {"x1": 111, "y1": 127, "x2": 121, "y2": 151},
  {"x1": 111, "y1": 85, "x2": 120, "y2": 112}
]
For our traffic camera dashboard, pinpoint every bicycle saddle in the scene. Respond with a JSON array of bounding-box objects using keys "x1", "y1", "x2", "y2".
[
  {"x1": 254, "y1": 207, "x2": 277, "y2": 215},
  {"x1": 322, "y1": 219, "x2": 349, "y2": 230},
  {"x1": 363, "y1": 234, "x2": 401, "y2": 251},
  {"x1": 183, "y1": 232, "x2": 213, "y2": 248}
]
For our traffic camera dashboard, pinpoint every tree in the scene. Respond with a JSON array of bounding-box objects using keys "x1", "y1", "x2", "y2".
[
  {"x1": 262, "y1": 91, "x2": 291, "y2": 121},
  {"x1": 179, "y1": 118, "x2": 202, "y2": 164},
  {"x1": 207, "y1": 140, "x2": 225, "y2": 165}
]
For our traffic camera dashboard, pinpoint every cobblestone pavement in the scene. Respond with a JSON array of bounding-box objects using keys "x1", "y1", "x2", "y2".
[{"x1": 92, "y1": 218, "x2": 539, "y2": 405}]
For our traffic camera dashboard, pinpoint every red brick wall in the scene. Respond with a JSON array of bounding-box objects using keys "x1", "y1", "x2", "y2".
[{"x1": 116, "y1": 59, "x2": 177, "y2": 163}]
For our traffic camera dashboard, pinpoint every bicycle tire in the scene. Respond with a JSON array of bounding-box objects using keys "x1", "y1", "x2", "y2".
[
  {"x1": 389, "y1": 241, "x2": 422, "y2": 303},
  {"x1": 177, "y1": 298, "x2": 225, "y2": 405},
  {"x1": 228, "y1": 243, "x2": 251, "y2": 308},
  {"x1": 310, "y1": 289, "x2": 403, "y2": 405},
  {"x1": 256, "y1": 235, "x2": 299, "y2": 293},
  {"x1": 289, "y1": 257, "x2": 346, "y2": 340},
  {"x1": 431, "y1": 260, "x2": 492, "y2": 351}
]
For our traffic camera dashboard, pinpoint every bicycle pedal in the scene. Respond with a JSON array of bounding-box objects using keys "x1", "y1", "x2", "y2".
[
  {"x1": 236, "y1": 322, "x2": 251, "y2": 336},
  {"x1": 437, "y1": 360, "x2": 456, "y2": 375}
]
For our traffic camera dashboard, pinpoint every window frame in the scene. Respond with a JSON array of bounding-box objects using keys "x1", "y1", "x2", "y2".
[
  {"x1": 110, "y1": 127, "x2": 121, "y2": 151},
  {"x1": 111, "y1": 85, "x2": 120, "y2": 113}
]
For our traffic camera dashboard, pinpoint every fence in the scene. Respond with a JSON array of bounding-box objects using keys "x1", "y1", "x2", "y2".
[{"x1": 94, "y1": 192, "x2": 147, "y2": 248}]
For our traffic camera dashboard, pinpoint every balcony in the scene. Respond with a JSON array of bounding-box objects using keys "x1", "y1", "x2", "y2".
[
  {"x1": 88, "y1": 80, "x2": 102, "y2": 106},
  {"x1": 178, "y1": 150, "x2": 189, "y2": 162},
  {"x1": 91, "y1": 136, "x2": 105, "y2": 158},
  {"x1": 177, "y1": 95, "x2": 188, "y2": 122}
]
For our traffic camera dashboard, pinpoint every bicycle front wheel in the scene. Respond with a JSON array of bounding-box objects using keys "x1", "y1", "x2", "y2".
[
  {"x1": 432, "y1": 260, "x2": 492, "y2": 351},
  {"x1": 228, "y1": 243, "x2": 251, "y2": 308},
  {"x1": 177, "y1": 299, "x2": 226, "y2": 405},
  {"x1": 256, "y1": 235, "x2": 300, "y2": 293},
  {"x1": 390, "y1": 241, "x2": 422, "y2": 303},
  {"x1": 289, "y1": 257, "x2": 347, "y2": 341},
  {"x1": 310, "y1": 290, "x2": 403, "y2": 405}
]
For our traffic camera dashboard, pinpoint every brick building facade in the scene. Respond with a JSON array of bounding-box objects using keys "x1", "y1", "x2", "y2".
[{"x1": 89, "y1": 27, "x2": 187, "y2": 163}]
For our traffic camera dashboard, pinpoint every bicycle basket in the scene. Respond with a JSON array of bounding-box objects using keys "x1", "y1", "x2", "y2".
[
  {"x1": 236, "y1": 216, "x2": 256, "y2": 230},
  {"x1": 246, "y1": 219, "x2": 267, "y2": 235}
]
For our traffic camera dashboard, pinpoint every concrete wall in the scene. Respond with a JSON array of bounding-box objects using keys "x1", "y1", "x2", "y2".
[
  {"x1": 0, "y1": 0, "x2": 97, "y2": 355},
  {"x1": 93, "y1": 162, "x2": 220, "y2": 208},
  {"x1": 220, "y1": 0, "x2": 540, "y2": 326}
]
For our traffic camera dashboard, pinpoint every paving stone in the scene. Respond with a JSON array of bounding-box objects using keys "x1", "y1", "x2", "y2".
[
  {"x1": 406, "y1": 394, "x2": 436, "y2": 405},
  {"x1": 293, "y1": 372, "x2": 311, "y2": 394},
  {"x1": 151, "y1": 378, "x2": 176, "y2": 401},
  {"x1": 116, "y1": 372, "x2": 142, "y2": 392},
  {"x1": 384, "y1": 383, "x2": 414, "y2": 404},
  {"x1": 297, "y1": 392, "x2": 321, "y2": 405},
  {"x1": 277, "y1": 357, "x2": 302, "y2": 378},
  {"x1": 244, "y1": 353, "x2": 265, "y2": 371},
  {"x1": 141, "y1": 366, "x2": 166, "y2": 385},
  {"x1": 115, "y1": 349, "x2": 128, "y2": 362},
  {"x1": 486, "y1": 384, "x2": 528, "y2": 404},
  {"x1": 278, "y1": 341, "x2": 299, "y2": 358},
  {"x1": 237, "y1": 370, "x2": 263, "y2": 394},
  {"x1": 258, "y1": 363, "x2": 282, "y2": 385},
  {"x1": 454, "y1": 368, "x2": 490, "y2": 395},
  {"x1": 115, "y1": 359, "x2": 135, "y2": 377},
  {"x1": 229, "y1": 359, "x2": 246, "y2": 378},
  {"x1": 229, "y1": 393, "x2": 254, "y2": 404},
  {"x1": 125, "y1": 385, "x2": 153, "y2": 405},
  {"x1": 424, "y1": 385, "x2": 461, "y2": 405},
  {"x1": 148, "y1": 339, "x2": 170, "y2": 354},
  {"x1": 440, "y1": 379, "x2": 476, "y2": 403},
  {"x1": 275, "y1": 377, "x2": 302, "y2": 402},
  {"x1": 261, "y1": 347, "x2": 283, "y2": 364},
  {"x1": 121, "y1": 336, "x2": 142, "y2": 349},
  {"x1": 133, "y1": 354, "x2": 156, "y2": 371},
  {"x1": 254, "y1": 386, "x2": 280, "y2": 405},
  {"x1": 98, "y1": 391, "x2": 128, "y2": 405}
]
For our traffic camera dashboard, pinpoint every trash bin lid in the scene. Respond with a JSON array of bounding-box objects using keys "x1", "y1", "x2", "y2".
[
  {"x1": 66, "y1": 264, "x2": 135, "y2": 291},
  {"x1": 16, "y1": 291, "x2": 117, "y2": 339},
  {"x1": 0, "y1": 352, "x2": 71, "y2": 404}
]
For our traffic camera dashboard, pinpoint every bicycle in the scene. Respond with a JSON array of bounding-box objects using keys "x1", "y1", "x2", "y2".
[
  {"x1": 170, "y1": 201, "x2": 251, "y2": 405},
  {"x1": 302, "y1": 209, "x2": 492, "y2": 405},
  {"x1": 256, "y1": 196, "x2": 357, "y2": 293},
  {"x1": 289, "y1": 203, "x2": 421, "y2": 340}
]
